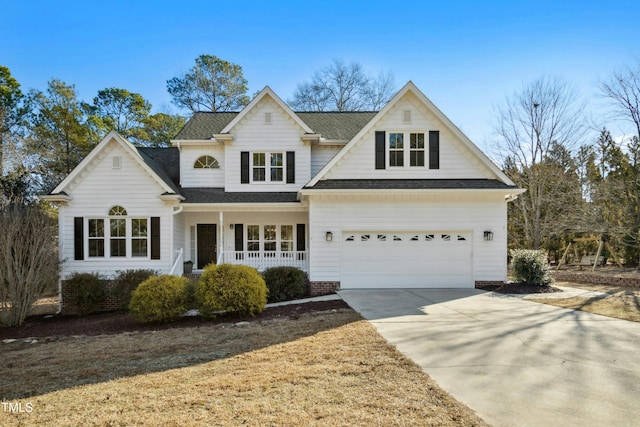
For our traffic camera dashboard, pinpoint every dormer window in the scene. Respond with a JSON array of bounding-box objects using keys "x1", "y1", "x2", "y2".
[{"x1": 194, "y1": 155, "x2": 220, "y2": 169}]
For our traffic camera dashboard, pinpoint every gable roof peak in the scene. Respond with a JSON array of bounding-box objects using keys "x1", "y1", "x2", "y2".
[{"x1": 220, "y1": 85, "x2": 314, "y2": 134}]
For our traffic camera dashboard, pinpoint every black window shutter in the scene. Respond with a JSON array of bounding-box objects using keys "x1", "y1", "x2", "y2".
[
  {"x1": 375, "y1": 131, "x2": 386, "y2": 169},
  {"x1": 429, "y1": 131, "x2": 440, "y2": 169},
  {"x1": 296, "y1": 224, "x2": 306, "y2": 251},
  {"x1": 74, "y1": 217, "x2": 84, "y2": 260},
  {"x1": 234, "y1": 224, "x2": 244, "y2": 251},
  {"x1": 240, "y1": 151, "x2": 249, "y2": 183},
  {"x1": 286, "y1": 151, "x2": 295, "y2": 183},
  {"x1": 151, "y1": 217, "x2": 160, "y2": 260}
]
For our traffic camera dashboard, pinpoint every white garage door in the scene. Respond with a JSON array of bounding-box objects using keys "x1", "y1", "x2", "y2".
[{"x1": 341, "y1": 231, "x2": 473, "y2": 288}]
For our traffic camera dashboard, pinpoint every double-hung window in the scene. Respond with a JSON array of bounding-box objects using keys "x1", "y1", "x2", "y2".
[
  {"x1": 253, "y1": 153, "x2": 266, "y2": 181},
  {"x1": 252, "y1": 152, "x2": 284, "y2": 182},
  {"x1": 388, "y1": 132, "x2": 427, "y2": 168},
  {"x1": 87, "y1": 206, "x2": 149, "y2": 258},
  {"x1": 88, "y1": 219, "x2": 105, "y2": 257},
  {"x1": 110, "y1": 218, "x2": 126, "y2": 257},
  {"x1": 131, "y1": 218, "x2": 148, "y2": 257},
  {"x1": 409, "y1": 133, "x2": 425, "y2": 167},
  {"x1": 389, "y1": 133, "x2": 404, "y2": 167},
  {"x1": 270, "y1": 153, "x2": 283, "y2": 181}
]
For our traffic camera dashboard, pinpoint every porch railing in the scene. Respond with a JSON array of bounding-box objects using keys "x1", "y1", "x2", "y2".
[
  {"x1": 169, "y1": 248, "x2": 184, "y2": 276},
  {"x1": 219, "y1": 251, "x2": 308, "y2": 272}
]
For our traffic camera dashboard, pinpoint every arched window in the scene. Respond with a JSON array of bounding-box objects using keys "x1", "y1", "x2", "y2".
[
  {"x1": 109, "y1": 205, "x2": 127, "y2": 216},
  {"x1": 194, "y1": 155, "x2": 220, "y2": 169}
]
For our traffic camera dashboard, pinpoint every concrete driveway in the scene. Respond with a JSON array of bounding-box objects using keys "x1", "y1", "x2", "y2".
[{"x1": 338, "y1": 288, "x2": 640, "y2": 427}]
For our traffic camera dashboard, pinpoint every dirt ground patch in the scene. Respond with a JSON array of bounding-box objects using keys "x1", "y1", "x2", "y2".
[{"x1": 0, "y1": 308, "x2": 487, "y2": 426}]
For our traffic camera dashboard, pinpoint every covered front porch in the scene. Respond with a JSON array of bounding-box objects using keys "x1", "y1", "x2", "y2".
[{"x1": 173, "y1": 205, "x2": 309, "y2": 275}]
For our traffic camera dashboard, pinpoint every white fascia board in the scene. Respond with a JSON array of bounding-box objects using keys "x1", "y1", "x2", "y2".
[
  {"x1": 40, "y1": 193, "x2": 73, "y2": 203},
  {"x1": 299, "y1": 187, "x2": 526, "y2": 197},
  {"x1": 171, "y1": 139, "x2": 224, "y2": 146}
]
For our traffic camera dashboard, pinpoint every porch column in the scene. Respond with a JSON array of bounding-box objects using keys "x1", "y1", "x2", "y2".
[{"x1": 218, "y1": 211, "x2": 224, "y2": 264}]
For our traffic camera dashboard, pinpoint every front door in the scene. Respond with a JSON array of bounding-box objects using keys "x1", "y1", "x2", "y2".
[{"x1": 197, "y1": 224, "x2": 217, "y2": 269}]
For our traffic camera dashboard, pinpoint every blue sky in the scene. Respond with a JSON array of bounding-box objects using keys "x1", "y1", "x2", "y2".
[{"x1": 1, "y1": 0, "x2": 639, "y2": 151}]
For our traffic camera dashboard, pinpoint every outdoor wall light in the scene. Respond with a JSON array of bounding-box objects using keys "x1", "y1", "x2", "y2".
[
  {"x1": 326, "y1": 231, "x2": 333, "y2": 242},
  {"x1": 484, "y1": 230, "x2": 494, "y2": 241},
  {"x1": 230, "y1": 224, "x2": 234, "y2": 230}
]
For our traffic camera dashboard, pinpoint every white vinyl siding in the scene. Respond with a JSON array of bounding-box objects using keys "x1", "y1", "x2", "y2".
[
  {"x1": 307, "y1": 193, "x2": 508, "y2": 285},
  {"x1": 324, "y1": 93, "x2": 491, "y2": 180},
  {"x1": 311, "y1": 145, "x2": 342, "y2": 177},
  {"x1": 224, "y1": 99, "x2": 310, "y2": 192},
  {"x1": 58, "y1": 142, "x2": 175, "y2": 278},
  {"x1": 181, "y1": 145, "x2": 225, "y2": 188}
]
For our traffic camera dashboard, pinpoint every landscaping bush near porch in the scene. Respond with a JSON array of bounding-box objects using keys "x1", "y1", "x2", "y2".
[
  {"x1": 129, "y1": 275, "x2": 190, "y2": 324},
  {"x1": 263, "y1": 266, "x2": 309, "y2": 303},
  {"x1": 66, "y1": 272, "x2": 107, "y2": 316},
  {"x1": 197, "y1": 264, "x2": 267, "y2": 318}
]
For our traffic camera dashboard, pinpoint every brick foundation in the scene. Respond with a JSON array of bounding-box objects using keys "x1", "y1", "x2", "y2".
[
  {"x1": 61, "y1": 280, "x2": 125, "y2": 315},
  {"x1": 309, "y1": 281, "x2": 340, "y2": 296},
  {"x1": 550, "y1": 271, "x2": 640, "y2": 288},
  {"x1": 475, "y1": 280, "x2": 506, "y2": 288}
]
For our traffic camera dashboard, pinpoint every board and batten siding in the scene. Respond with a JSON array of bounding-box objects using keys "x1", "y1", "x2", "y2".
[
  {"x1": 180, "y1": 145, "x2": 225, "y2": 187},
  {"x1": 311, "y1": 145, "x2": 343, "y2": 178},
  {"x1": 224, "y1": 99, "x2": 311, "y2": 192},
  {"x1": 307, "y1": 193, "x2": 508, "y2": 283},
  {"x1": 324, "y1": 93, "x2": 493, "y2": 180},
  {"x1": 58, "y1": 142, "x2": 176, "y2": 278}
]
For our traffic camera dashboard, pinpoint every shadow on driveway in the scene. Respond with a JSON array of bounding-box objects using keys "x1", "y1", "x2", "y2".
[{"x1": 339, "y1": 288, "x2": 640, "y2": 427}]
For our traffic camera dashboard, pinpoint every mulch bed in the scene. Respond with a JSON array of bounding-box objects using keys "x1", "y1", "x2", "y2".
[
  {"x1": 0, "y1": 299, "x2": 350, "y2": 340},
  {"x1": 476, "y1": 282, "x2": 562, "y2": 294}
]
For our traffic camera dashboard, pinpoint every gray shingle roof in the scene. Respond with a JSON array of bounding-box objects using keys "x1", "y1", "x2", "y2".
[
  {"x1": 305, "y1": 179, "x2": 519, "y2": 190},
  {"x1": 180, "y1": 188, "x2": 299, "y2": 203},
  {"x1": 137, "y1": 147, "x2": 181, "y2": 193},
  {"x1": 174, "y1": 112, "x2": 238, "y2": 140},
  {"x1": 296, "y1": 112, "x2": 377, "y2": 141},
  {"x1": 173, "y1": 111, "x2": 377, "y2": 141}
]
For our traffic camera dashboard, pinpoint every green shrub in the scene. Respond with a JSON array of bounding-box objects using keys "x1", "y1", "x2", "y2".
[
  {"x1": 263, "y1": 266, "x2": 309, "y2": 303},
  {"x1": 510, "y1": 249, "x2": 554, "y2": 285},
  {"x1": 184, "y1": 279, "x2": 199, "y2": 309},
  {"x1": 197, "y1": 264, "x2": 267, "y2": 318},
  {"x1": 128, "y1": 275, "x2": 190, "y2": 324},
  {"x1": 67, "y1": 272, "x2": 106, "y2": 316},
  {"x1": 111, "y1": 269, "x2": 157, "y2": 307}
]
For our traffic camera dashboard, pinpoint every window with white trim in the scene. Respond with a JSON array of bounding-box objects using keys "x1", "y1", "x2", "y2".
[
  {"x1": 264, "y1": 225, "x2": 277, "y2": 253},
  {"x1": 251, "y1": 152, "x2": 284, "y2": 183},
  {"x1": 132, "y1": 219, "x2": 148, "y2": 257},
  {"x1": 389, "y1": 133, "x2": 404, "y2": 167},
  {"x1": 410, "y1": 133, "x2": 425, "y2": 167},
  {"x1": 87, "y1": 206, "x2": 149, "y2": 259},
  {"x1": 194, "y1": 155, "x2": 220, "y2": 169},
  {"x1": 247, "y1": 225, "x2": 260, "y2": 251},
  {"x1": 281, "y1": 225, "x2": 293, "y2": 252},
  {"x1": 388, "y1": 132, "x2": 427, "y2": 168},
  {"x1": 270, "y1": 153, "x2": 283, "y2": 182},
  {"x1": 88, "y1": 219, "x2": 105, "y2": 257}
]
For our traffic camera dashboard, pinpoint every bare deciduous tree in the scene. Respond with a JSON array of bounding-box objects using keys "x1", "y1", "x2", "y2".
[
  {"x1": 289, "y1": 60, "x2": 396, "y2": 111},
  {"x1": 494, "y1": 76, "x2": 586, "y2": 249},
  {"x1": 0, "y1": 204, "x2": 59, "y2": 326}
]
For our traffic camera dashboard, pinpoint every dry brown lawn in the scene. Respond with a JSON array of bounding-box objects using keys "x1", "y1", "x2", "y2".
[
  {"x1": 529, "y1": 281, "x2": 640, "y2": 322},
  {"x1": 0, "y1": 308, "x2": 487, "y2": 426}
]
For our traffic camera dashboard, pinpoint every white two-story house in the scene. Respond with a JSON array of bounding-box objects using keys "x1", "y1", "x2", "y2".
[{"x1": 43, "y1": 82, "x2": 524, "y2": 295}]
